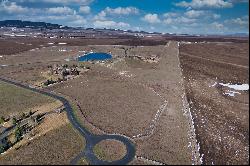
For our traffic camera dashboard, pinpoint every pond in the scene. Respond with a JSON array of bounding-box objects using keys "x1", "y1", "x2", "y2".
[{"x1": 78, "y1": 52, "x2": 112, "y2": 62}]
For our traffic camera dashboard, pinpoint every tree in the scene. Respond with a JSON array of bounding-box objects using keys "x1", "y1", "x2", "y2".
[
  {"x1": 21, "y1": 112, "x2": 26, "y2": 119},
  {"x1": 28, "y1": 110, "x2": 32, "y2": 117},
  {"x1": 14, "y1": 126, "x2": 22, "y2": 142},
  {"x1": 0, "y1": 145, "x2": 5, "y2": 154},
  {"x1": 0, "y1": 116, "x2": 5, "y2": 124},
  {"x1": 12, "y1": 117, "x2": 17, "y2": 125}
]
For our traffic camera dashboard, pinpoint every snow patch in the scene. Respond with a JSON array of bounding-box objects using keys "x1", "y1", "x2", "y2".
[
  {"x1": 219, "y1": 83, "x2": 249, "y2": 91},
  {"x1": 119, "y1": 71, "x2": 133, "y2": 77},
  {"x1": 59, "y1": 48, "x2": 67, "y2": 52},
  {"x1": 224, "y1": 90, "x2": 241, "y2": 97},
  {"x1": 209, "y1": 82, "x2": 217, "y2": 87},
  {"x1": 64, "y1": 58, "x2": 70, "y2": 62},
  {"x1": 58, "y1": 43, "x2": 67, "y2": 45}
]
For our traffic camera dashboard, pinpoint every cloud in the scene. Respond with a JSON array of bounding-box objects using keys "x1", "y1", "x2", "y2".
[
  {"x1": 163, "y1": 11, "x2": 197, "y2": 25},
  {"x1": 163, "y1": 12, "x2": 179, "y2": 18},
  {"x1": 0, "y1": 1, "x2": 29, "y2": 14},
  {"x1": 185, "y1": 10, "x2": 205, "y2": 18},
  {"x1": 212, "y1": 13, "x2": 221, "y2": 19},
  {"x1": 46, "y1": 7, "x2": 75, "y2": 15},
  {"x1": 93, "y1": 20, "x2": 130, "y2": 29},
  {"x1": 79, "y1": 6, "x2": 91, "y2": 14},
  {"x1": 176, "y1": 0, "x2": 233, "y2": 9},
  {"x1": 225, "y1": 16, "x2": 249, "y2": 28},
  {"x1": 94, "y1": 10, "x2": 107, "y2": 20},
  {"x1": 0, "y1": 1, "x2": 87, "y2": 27},
  {"x1": 184, "y1": 10, "x2": 221, "y2": 19},
  {"x1": 228, "y1": 0, "x2": 249, "y2": 3},
  {"x1": 210, "y1": 22, "x2": 225, "y2": 30},
  {"x1": 20, "y1": 13, "x2": 87, "y2": 27},
  {"x1": 177, "y1": 16, "x2": 197, "y2": 23},
  {"x1": 142, "y1": 13, "x2": 161, "y2": 24},
  {"x1": 19, "y1": 0, "x2": 94, "y2": 5},
  {"x1": 163, "y1": 18, "x2": 174, "y2": 24},
  {"x1": 94, "y1": 6, "x2": 139, "y2": 21},
  {"x1": 104, "y1": 6, "x2": 139, "y2": 15},
  {"x1": 68, "y1": 15, "x2": 87, "y2": 26}
]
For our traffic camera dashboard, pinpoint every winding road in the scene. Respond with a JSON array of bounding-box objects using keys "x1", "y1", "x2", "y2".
[{"x1": 0, "y1": 77, "x2": 136, "y2": 165}]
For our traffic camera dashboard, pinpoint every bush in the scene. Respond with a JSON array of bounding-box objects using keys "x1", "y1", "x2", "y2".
[
  {"x1": 79, "y1": 64, "x2": 84, "y2": 68},
  {"x1": 62, "y1": 64, "x2": 68, "y2": 68},
  {"x1": 44, "y1": 79, "x2": 57, "y2": 86}
]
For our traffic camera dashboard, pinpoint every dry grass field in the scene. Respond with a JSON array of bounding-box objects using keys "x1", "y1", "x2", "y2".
[
  {"x1": 0, "y1": 81, "x2": 55, "y2": 117},
  {"x1": 93, "y1": 140, "x2": 127, "y2": 162},
  {"x1": 179, "y1": 42, "x2": 249, "y2": 165},
  {"x1": 48, "y1": 66, "x2": 163, "y2": 137},
  {"x1": 0, "y1": 124, "x2": 85, "y2": 165},
  {"x1": 1, "y1": 37, "x2": 248, "y2": 165},
  {"x1": 0, "y1": 79, "x2": 85, "y2": 165},
  {"x1": 0, "y1": 38, "x2": 129, "y2": 55},
  {"x1": 46, "y1": 42, "x2": 197, "y2": 165}
]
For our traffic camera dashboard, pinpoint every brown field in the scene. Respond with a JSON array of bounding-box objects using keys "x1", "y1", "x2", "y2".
[
  {"x1": 179, "y1": 42, "x2": 249, "y2": 165},
  {"x1": 0, "y1": 38, "x2": 128, "y2": 55},
  {"x1": 129, "y1": 159, "x2": 151, "y2": 165},
  {"x1": 48, "y1": 66, "x2": 163, "y2": 137},
  {"x1": 46, "y1": 42, "x2": 197, "y2": 164},
  {"x1": 1, "y1": 40, "x2": 197, "y2": 164},
  {"x1": 1, "y1": 36, "x2": 246, "y2": 55}
]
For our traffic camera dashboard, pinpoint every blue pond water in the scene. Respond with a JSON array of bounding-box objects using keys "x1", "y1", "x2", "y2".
[{"x1": 78, "y1": 52, "x2": 112, "y2": 62}]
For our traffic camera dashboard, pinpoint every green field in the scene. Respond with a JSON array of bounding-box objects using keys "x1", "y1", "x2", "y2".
[{"x1": 0, "y1": 81, "x2": 55, "y2": 117}]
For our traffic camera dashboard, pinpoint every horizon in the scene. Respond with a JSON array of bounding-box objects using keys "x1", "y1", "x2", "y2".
[
  {"x1": 1, "y1": 19, "x2": 249, "y2": 36},
  {"x1": 0, "y1": 0, "x2": 249, "y2": 35}
]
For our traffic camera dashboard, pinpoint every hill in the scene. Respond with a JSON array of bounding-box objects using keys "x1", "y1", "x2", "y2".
[{"x1": 0, "y1": 20, "x2": 64, "y2": 29}]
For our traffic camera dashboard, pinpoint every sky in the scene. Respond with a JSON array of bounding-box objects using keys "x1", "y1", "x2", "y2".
[{"x1": 0, "y1": 0, "x2": 249, "y2": 34}]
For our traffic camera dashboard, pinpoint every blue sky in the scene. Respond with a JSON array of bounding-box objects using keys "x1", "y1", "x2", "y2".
[{"x1": 0, "y1": 0, "x2": 249, "y2": 34}]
